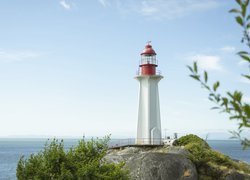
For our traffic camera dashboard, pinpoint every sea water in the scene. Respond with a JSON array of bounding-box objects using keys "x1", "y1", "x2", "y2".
[{"x1": 0, "y1": 139, "x2": 249, "y2": 180}]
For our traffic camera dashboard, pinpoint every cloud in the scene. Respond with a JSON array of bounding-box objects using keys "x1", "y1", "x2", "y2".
[
  {"x1": 220, "y1": 46, "x2": 236, "y2": 53},
  {"x1": 98, "y1": 0, "x2": 220, "y2": 20},
  {"x1": 138, "y1": 0, "x2": 219, "y2": 20},
  {"x1": 188, "y1": 54, "x2": 222, "y2": 71},
  {"x1": 140, "y1": 1, "x2": 159, "y2": 16},
  {"x1": 98, "y1": 0, "x2": 109, "y2": 7},
  {"x1": 60, "y1": 0, "x2": 72, "y2": 10},
  {"x1": 0, "y1": 50, "x2": 39, "y2": 63}
]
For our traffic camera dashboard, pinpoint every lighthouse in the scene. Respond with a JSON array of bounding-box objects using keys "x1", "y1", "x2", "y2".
[{"x1": 135, "y1": 43, "x2": 163, "y2": 145}]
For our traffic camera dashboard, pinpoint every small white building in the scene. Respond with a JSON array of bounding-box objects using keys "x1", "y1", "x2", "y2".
[{"x1": 135, "y1": 43, "x2": 163, "y2": 145}]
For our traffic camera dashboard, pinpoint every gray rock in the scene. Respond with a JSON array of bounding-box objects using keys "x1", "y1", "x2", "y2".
[
  {"x1": 105, "y1": 147, "x2": 198, "y2": 180},
  {"x1": 105, "y1": 146, "x2": 250, "y2": 180},
  {"x1": 128, "y1": 153, "x2": 197, "y2": 180},
  {"x1": 225, "y1": 172, "x2": 250, "y2": 180}
]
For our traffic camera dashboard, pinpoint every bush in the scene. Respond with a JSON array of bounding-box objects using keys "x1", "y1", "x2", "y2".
[
  {"x1": 16, "y1": 137, "x2": 129, "y2": 180},
  {"x1": 184, "y1": 142, "x2": 210, "y2": 166},
  {"x1": 173, "y1": 134, "x2": 209, "y2": 148},
  {"x1": 173, "y1": 134, "x2": 250, "y2": 176}
]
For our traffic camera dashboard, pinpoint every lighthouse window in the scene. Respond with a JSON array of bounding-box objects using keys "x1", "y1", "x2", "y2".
[{"x1": 141, "y1": 55, "x2": 157, "y2": 65}]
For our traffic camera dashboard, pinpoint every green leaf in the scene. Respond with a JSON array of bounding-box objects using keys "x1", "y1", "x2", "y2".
[
  {"x1": 239, "y1": 54, "x2": 250, "y2": 62},
  {"x1": 209, "y1": 93, "x2": 216, "y2": 97},
  {"x1": 211, "y1": 107, "x2": 220, "y2": 110},
  {"x1": 241, "y1": 3, "x2": 247, "y2": 17},
  {"x1": 236, "y1": 0, "x2": 242, "y2": 5},
  {"x1": 243, "y1": 104, "x2": 250, "y2": 118},
  {"x1": 208, "y1": 97, "x2": 214, "y2": 101},
  {"x1": 229, "y1": 130, "x2": 241, "y2": 139},
  {"x1": 239, "y1": 122, "x2": 245, "y2": 129},
  {"x1": 193, "y1": 62, "x2": 198, "y2": 73},
  {"x1": 229, "y1": 8, "x2": 241, "y2": 13},
  {"x1": 229, "y1": 129, "x2": 242, "y2": 139},
  {"x1": 204, "y1": 71, "x2": 208, "y2": 83},
  {"x1": 231, "y1": 101, "x2": 242, "y2": 112},
  {"x1": 204, "y1": 84, "x2": 210, "y2": 91},
  {"x1": 247, "y1": 23, "x2": 250, "y2": 29},
  {"x1": 230, "y1": 115, "x2": 242, "y2": 119},
  {"x1": 215, "y1": 94, "x2": 221, "y2": 102},
  {"x1": 242, "y1": 74, "x2": 250, "y2": 80},
  {"x1": 245, "y1": 0, "x2": 249, "y2": 6},
  {"x1": 227, "y1": 92, "x2": 234, "y2": 99},
  {"x1": 189, "y1": 75, "x2": 200, "y2": 81},
  {"x1": 213, "y1": 81, "x2": 220, "y2": 92},
  {"x1": 233, "y1": 91, "x2": 243, "y2": 102},
  {"x1": 187, "y1": 65, "x2": 194, "y2": 73},
  {"x1": 221, "y1": 98, "x2": 229, "y2": 107},
  {"x1": 247, "y1": 14, "x2": 250, "y2": 21},
  {"x1": 237, "y1": 51, "x2": 249, "y2": 55},
  {"x1": 235, "y1": 16, "x2": 244, "y2": 26}
]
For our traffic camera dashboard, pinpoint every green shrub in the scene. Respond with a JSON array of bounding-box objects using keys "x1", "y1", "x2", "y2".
[
  {"x1": 173, "y1": 134, "x2": 209, "y2": 148},
  {"x1": 184, "y1": 142, "x2": 210, "y2": 166},
  {"x1": 16, "y1": 137, "x2": 129, "y2": 180},
  {"x1": 174, "y1": 134, "x2": 250, "y2": 175},
  {"x1": 207, "y1": 150, "x2": 235, "y2": 168}
]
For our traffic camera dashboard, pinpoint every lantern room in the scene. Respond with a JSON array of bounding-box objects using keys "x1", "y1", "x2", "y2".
[{"x1": 139, "y1": 43, "x2": 158, "y2": 75}]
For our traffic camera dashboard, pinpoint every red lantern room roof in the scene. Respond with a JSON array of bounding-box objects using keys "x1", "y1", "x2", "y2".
[{"x1": 141, "y1": 43, "x2": 156, "y2": 55}]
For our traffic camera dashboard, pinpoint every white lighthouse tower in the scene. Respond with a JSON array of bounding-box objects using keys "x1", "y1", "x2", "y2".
[{"x1": 135, "y1": 43, "x2": 163, "y2": 145}]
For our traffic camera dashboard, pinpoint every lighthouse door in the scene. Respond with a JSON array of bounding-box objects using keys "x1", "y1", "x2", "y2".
[{"x1": 151, "y1": 127, "x2": 161, "y2": 145}]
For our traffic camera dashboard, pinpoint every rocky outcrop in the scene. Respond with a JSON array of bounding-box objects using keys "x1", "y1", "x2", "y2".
[
  {"x1": 105, "y1": 147, "x2": 197, "y2": 180},
  {"x1": 105, "y1": 146, "x2": 250, "y2": 180},
  {"x1": 125, "y1": 153, "x2": 197, "y2": 180}
]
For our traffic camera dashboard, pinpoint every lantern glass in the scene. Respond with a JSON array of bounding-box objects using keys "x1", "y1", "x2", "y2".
[{"x1": 141, "y1": 55, "x2": 157, "y2": 65}]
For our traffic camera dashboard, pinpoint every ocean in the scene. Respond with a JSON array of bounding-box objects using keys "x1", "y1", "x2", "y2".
[{"x1": 0, "y1": 139, "x2": 249, "y2": 180}]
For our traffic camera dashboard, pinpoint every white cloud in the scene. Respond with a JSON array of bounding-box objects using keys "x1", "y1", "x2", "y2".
[
  {"x1": 60, "y1": 0, "x2": 72, "y2": 10},
  {"x1": 138, "y1": 0, "x2": 219, "y2": 20},
  {"x1": 140, "y1": 1, "x2": 159, "y2": 16},
  {"x1": 0, "y1": 50, "x2": 39, "y2": 63},
  {"x1": 220, "y1": 46, "x2": 236, "y2": 53},
  {"x1": 98, "y1": 0, "x2": 220, "y2": 20},
  {"x1": 98, "y1": 0, "x2": 109, "y2": 7},
  {"x1": 188, "y1": 54, "x2": 222, "y2": 71}
]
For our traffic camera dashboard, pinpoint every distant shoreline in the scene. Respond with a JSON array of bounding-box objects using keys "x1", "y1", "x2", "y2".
[{"x1": 0, "y1": 138, "x2": 243, "y2": 141}]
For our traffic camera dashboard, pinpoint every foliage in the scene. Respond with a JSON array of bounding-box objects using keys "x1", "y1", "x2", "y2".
[
  {"x1": 174, "y1": 134, "x2": 250, "y2": 178},
  {"x1": 187, "y1": 0, "x2": 250, "y2": 149},
  {"x1": 173, "y1": 134, "x2": 209, "y2": 148},
  {"x1": 16, "y1": 137, "x2": 129, "y2": 180},
  {"x1": 174, "y1": 134, "x2": 233, "y2": 168}
]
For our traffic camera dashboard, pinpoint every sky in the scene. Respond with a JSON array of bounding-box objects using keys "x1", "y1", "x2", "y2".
[{"x1": 0, "y1": 0, "x2": 249, "y2": 139}]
